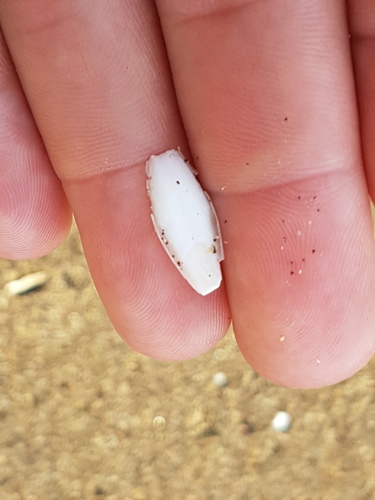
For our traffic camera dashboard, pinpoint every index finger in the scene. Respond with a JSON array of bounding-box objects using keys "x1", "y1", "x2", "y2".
[{"x1": 156, "y1": 0, "x2": 375, "y2": 387}]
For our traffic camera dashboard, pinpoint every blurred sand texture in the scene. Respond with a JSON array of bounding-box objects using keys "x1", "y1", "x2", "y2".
[{"x1": 0, "y1": 225, "x2": 374, "y2": 500}]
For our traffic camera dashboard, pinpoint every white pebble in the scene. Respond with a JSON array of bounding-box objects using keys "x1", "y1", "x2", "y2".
[
  {"x1": 213, "y1": 372, "x2": 228, "y2": 387},
  {"x1": 271, "y1": 411, "x2": 291, "y2": 432},
  {"x1": 146, "y1": 149, "x2": 224, "y2": 296},
  {"x1": 4, "y1": 272, "x2": 48, "y2": 296}
]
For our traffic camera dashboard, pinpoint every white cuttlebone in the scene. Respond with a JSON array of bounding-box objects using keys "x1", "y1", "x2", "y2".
[{"x1": 146, "y1": 149, "x2": 224, "y2": 296}]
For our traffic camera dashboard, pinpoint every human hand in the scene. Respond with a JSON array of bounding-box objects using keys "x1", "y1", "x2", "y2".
[{"x1": 0, "y1": 1, "x2": 374, "y2": 388}]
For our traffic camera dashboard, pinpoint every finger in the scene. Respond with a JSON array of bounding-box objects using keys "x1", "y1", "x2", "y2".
[
  {"x1": 0, "y1": 1, "x2": 230, "y2": 358},
  {"x1": 348, "y1": 1, "x2": 375, "y2": 200},
  {"x1": 0, "y1": 29, "x2": 71, "y2": 259},
  {"x1": 156, "y1": 0, "x2": 375, "y2": 387}
]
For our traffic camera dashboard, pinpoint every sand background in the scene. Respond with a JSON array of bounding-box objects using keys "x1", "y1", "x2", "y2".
[{"x1": 0, "y1": 225, "x2": 374, "y2": 500}]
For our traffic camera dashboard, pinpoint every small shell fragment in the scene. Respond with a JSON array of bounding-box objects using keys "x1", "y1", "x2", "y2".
[
  {"x1": 146, "y1": 149, "x2": 224, "y2": 296},
  {"x1": 213, "y1": 372, "x2": 228, "y2": 387},
  {"x1": 271, "y1": 411, "x2": 292, "y2": 432},
  {"x1": 4, "y1": 271, "x2": 48, "y2": 296}
]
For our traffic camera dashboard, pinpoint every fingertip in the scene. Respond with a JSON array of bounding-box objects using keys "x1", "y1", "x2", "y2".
[
  {"x1": 242, "y1": 325, "x2": 374, "y2": 389},
  {"x1": 223, "y1": 171, "x2": 375, "y2": 390},
  {"x1": 66, "y1": 170, "x2": 230, "y2": 362},
  {"x1": 0, "y1": 180, "x2": 72, "y2": 260}
]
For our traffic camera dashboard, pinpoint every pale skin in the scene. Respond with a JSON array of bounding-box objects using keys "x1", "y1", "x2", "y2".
[{"x1": 0, "y1": 1, "x2": 374, "y2": 389}]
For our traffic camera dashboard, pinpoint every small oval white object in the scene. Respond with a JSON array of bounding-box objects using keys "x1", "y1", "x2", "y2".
[
  {"x1": 146, "y1": 149, "x2": 224, "y2": 296},
  {"x1": 213, "y1": 372, "x2": 228, "y2": 387},
  {"x1": 4, "y1": 272, "x2": 48, "y2": 296},
  {"x1": 271, "y1": 411, "x2": 292, "y2": 432}
]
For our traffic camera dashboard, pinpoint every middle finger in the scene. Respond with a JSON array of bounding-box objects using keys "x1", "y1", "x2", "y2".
[{"x1": 0, "y1": 0, "x2": 230, "y2": 358}]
